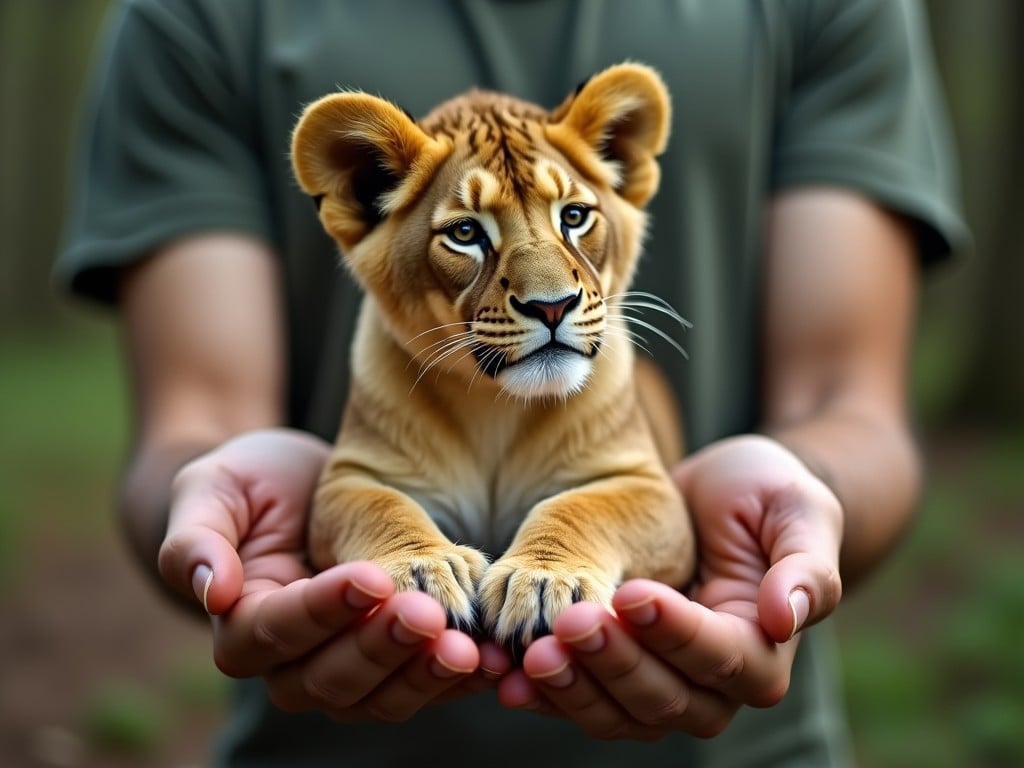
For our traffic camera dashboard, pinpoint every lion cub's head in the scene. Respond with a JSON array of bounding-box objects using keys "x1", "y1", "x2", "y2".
[{"x1": 292, "y1": 63, "x2": 670, "y2": 400}]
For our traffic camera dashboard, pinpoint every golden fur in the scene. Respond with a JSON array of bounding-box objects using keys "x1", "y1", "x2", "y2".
[{"x1": 292, "y1": 63, "x2": 694, "y2": 649}]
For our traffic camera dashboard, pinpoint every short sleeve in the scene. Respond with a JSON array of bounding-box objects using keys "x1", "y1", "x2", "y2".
[
  {"x1": 773, "y1": 0, "x2": 970, "y2": 263},
  {"x1": 55, "y1": 0, "x2": 272, "y2": 304}
]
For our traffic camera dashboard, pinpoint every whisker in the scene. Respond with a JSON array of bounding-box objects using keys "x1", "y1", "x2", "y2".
[
  {"x1": 448, "y1": 344, "x2": 490, "y2": 387},
  {"x1": 406, "y1": 320, "x2": 475, "y2": 346},
  {"x1": 614, "y1": 315, "x2": 689, "y2": 359},
  {"x1": 602, "y1": 326, "x2": 652, "y2": 358},
  {"x1": 407, "y1": 330, "x2": 477, "y2": 367},
  {"x1": 411, "y1": 338, "x2": 479, "y2": 392},
  {"x1": 606, "y1": 291, "x2": 693, "y2": 329},
  {"x1": 413, "y1": 334, "x2": 477, "y2": 376},
  {"x1": 601, "y1": 291, "x2": 692, "y2": 360},
  {"x1": 470, "y1": 346, "x2": 508, "y2": 392}
]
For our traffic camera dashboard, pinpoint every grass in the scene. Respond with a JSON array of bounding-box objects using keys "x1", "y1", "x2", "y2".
[
  {"x1": 1, "y1": 321, "x2": 227, "y2": 764},
  {"x1": 837, "y1": 433, "x2": 1024, "y2": 768},
  {"x1": 81, "y1": 681, "x2": 167, "y2": 754},
  {"x1": 0, "y1": 321, "x2": 127, "y2": 587}
]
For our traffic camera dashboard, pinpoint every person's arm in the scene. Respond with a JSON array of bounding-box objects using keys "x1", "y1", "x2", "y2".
[
  {"x1": 120, "y1": 233, "x2": 496, "y2": 716},
  {"x1": 117, "y1": 233, "x2": 286, "y2": 585},
  {"x1": 500, "y1": 187, "x2": 920, "y2": 738},
  {"x1": 762, "y1": 187, "x2": 920, "y2": 585}
]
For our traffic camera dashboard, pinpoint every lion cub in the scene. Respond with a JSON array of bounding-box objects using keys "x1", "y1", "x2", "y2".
[{"x1": 291, "y1": 63, "x2": 694, "y2": 651}]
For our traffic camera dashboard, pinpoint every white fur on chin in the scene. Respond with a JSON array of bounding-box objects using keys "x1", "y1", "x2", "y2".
[{"x1": 496, "y1": 350, "x2": 592, "y2": 401}]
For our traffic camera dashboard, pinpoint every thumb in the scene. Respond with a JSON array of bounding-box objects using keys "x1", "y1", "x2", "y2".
[
  {"x1": 159, "y1": 528, "x2": 245, "y2": 615},
  {"x1": 758, "y1": 553, "x2": 842, "y2": 643},
  {"x1": 757, "y1": 484, "x2": 843, "y2": 643},
  {"x1": 158, "y1": 470, "x2": 247, "y2": 615}
]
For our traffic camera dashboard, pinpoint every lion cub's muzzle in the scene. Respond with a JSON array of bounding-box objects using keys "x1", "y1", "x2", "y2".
[
  {"x1": 509, "y1": 289, "x2": 582, "y2": 330},
  {"x1": 472, "y1": 283, "x2": 604, "y2": 398}
]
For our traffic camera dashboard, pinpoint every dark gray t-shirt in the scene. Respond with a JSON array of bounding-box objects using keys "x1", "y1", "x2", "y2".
[{"x1": 57, "y1": 1, "x2": 968, "y2": 765}]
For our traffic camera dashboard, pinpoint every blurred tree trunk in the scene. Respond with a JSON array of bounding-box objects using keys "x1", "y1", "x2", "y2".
[
  {"x1": 953, "y1": 0, "x2": 1024, "y2": 426},
  {"x1": 923, "y1": 0, "x2": 1024, "y2": 427},
  {"x1": 0, "y1": 0, "x2": 111, "y2": 330}
]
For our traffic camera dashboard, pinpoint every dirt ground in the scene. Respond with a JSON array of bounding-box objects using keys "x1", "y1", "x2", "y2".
[{"x1": 0, "y1": 518, "x2": 223, "y2": 768}]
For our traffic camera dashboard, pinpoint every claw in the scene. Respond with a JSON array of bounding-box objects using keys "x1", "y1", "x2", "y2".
[{"x1": 445, "y1": 603, "x2": 478, "y2": 634}]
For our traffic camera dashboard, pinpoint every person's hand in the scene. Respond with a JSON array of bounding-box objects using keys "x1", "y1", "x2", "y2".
[
  {"x1": 497, "y1": 434, "x2": 843, "y2": 740},
  {"x1": 157, "y1": 428, "x2": 506, "y2": 722}
]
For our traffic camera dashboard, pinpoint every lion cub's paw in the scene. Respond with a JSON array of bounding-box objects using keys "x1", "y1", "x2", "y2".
[
  {"x1": 477, "y1": 556, "x2": 617, "y2": 658},
  {"x1": 378, "y1": 544, "x2": 488, "y2": 632}
]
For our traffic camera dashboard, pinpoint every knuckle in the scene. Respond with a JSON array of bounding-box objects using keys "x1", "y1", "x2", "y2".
[
  {"x1": 823, "y1": 567, "x2": 843, "y2": 607},
  {"x1": 252, "y1": 620, "x2": 294, "y2": 657},
  {"x1": 302, "y1": 674, "x2": 355, "y2": 710},
  {"x1": 602, "y1": 648, "x2": 644, "y2": 682},
  {"x1": 637, "y1": 689, "x2": 689, "y2": 725},
  {"x1": 355, "y1": 636, "x2": 402, "y2": 673},
  {"x1": 703, "y1": 650, "x2": 744, "y2": 687}
]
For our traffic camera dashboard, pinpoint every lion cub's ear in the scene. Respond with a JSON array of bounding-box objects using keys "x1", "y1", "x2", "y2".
[
  {"x1": 547, "y1": 63, "x2": 671, "y2": 208},
  {"x1": 292, "y1": 93, "x2": 448, "y2": 250}
]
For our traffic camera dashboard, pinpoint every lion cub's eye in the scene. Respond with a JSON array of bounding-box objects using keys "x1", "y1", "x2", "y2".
[
  {"x1": 560, "y1": 204, "x2": 591, "y2": 229},
  {"x1": 445, "y1": 218, "x2": 487, "y2": 246}
]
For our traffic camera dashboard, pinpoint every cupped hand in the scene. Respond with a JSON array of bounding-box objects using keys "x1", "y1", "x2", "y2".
[
  {"x1": 498, "y1": 434, "x2": 843, "y2": 739},
  {"x1": 157, "y1": 428, "x2": 506, "y2": 721}
]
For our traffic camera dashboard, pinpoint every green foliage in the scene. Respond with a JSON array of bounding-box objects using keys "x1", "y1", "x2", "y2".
[
  {"x1": 169, "y1": 656, "x2": 231, "y2": 711},
  {"x1": 81, "y1": 681, "x2": 166, "y2": 754},
  {"x1": 839, "y1": 438, "x2": 1024, "y2": 768},
  {"x1": 0, "y1": 324, "x2": 127, "y2": 569}
]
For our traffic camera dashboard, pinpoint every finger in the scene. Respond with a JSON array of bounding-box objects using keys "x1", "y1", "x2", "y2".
[
  {"x1": 354, "y1": 629, "x2": 480, "y2": 722},
  {"x1": 497, "y1": 668, "x2": 546, "y2": 710},
  {"x1": 211, "y1": 562, "x2": 394, "y2": 677},
  {"x1": 430, "y1": 640, "x2": 513, "y2": 703},
  {"x1": 478, "y1": 640, "x2": 513, "y2": 681},
  {"x1": 552, "y1": 603, "x2": 737, "y2": 737},
  {"x1": 614, "y1": 580, "x2": 795, "y2": 708},
  {"x1": 264, "y1": 590, "x2": 447, "y2": 712},
  {"x1": 520, "y1": 636, "x2": 637, "y2": 740}
]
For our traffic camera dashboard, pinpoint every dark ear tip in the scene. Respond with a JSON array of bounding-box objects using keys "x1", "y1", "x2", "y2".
[{"x1": 573, "y1": 76, "x2": 592, "y2": 98}]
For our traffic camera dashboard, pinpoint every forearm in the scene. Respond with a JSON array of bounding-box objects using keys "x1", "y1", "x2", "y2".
[
  {"x1": 761, "y1": 189, "x2": 923, "y2": 588},
  {"x1": 116, "y1": 233, "x2": 288, "y2": 596},
  {"x1": 766, "y1": 399, "x2": 921, "y2": 587}
]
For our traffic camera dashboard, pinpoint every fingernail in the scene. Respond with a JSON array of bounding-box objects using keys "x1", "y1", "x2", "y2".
[
  {"x1": 788, "y1": 588, "x2": 810, "y2": 640},
  {"x1": 479, "y1": 666, "x2": 503, "y2": 681},
  {"x1": 345, "y1": 579, "x2": 388, "y2": 610},
  {"x1": 431, "y1": 657, "x2": 475, "y2": 679},
  {"x1": 392, "y1": 613, "x2": 439, "y2": 645},
  {"x1": 617, "y1": 595, "x2": 657, "y2": 627},
  {"x1": 564, "y1": 624, "x2": 605, "y2": 653},
  {"x1": 191, "y1": 565, "x2": 214, "y2": 613},
  {"x1": 532, "y1": 661, "x2": 574, "y2": 689}
]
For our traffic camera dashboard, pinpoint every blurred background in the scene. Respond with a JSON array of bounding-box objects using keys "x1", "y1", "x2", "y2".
[{"x1": 1, "y1": 1, "x2": 1021, "y2": 766}]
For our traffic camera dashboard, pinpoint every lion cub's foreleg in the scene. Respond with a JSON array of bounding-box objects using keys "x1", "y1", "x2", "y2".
[
  {"x1": 310, "y1": 469, "x2": 488, "y2": 632},
  {"x1": 477, "y1": 471, "x2": 693, "y2": 653}
]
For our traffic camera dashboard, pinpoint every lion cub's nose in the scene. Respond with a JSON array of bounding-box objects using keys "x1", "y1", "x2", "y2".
[{"x1": 510, "y1": 291, "x2": 582, "y2": 329}]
